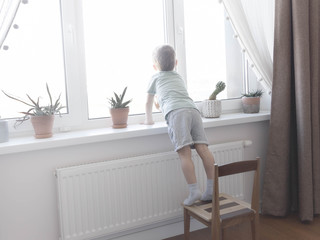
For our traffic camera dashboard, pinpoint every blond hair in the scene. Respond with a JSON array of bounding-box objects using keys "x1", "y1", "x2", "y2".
[{"x1": 152, "y1": 45, "x2": 176, "y2": 71}]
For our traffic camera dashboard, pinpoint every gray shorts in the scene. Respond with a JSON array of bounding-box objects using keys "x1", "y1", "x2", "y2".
[{"x1": 166, "y1": 108, "x2": 209, "y2": 152}]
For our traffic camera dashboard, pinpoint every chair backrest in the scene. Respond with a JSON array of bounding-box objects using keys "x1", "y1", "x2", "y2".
[
  {"x1": 218, "y1": 159, "x2": 260, "y2": 177},
  {"x1": 211, "y1": 157, "x2": 260, "y2": 239}
]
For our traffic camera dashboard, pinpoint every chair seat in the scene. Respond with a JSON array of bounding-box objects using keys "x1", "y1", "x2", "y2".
[
  {"x1": 183, "y1": 159, "x2": 260, "y2": 240},
  {"x1": 183, "y1": 193, "x2": 255, "y2": 228}
]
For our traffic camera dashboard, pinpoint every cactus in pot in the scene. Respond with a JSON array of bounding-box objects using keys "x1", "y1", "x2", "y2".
[
  {"x1": 209, "y1": 81, "x2": 226, "y2": 100},
  {"x1": 202, "y1": 81, "x2": 226, "y2": 118}
]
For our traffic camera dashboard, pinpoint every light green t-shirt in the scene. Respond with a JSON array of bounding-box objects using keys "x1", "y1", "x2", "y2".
[{"x1": 147, "y1": 71, "x2": 197, "y2": 119}]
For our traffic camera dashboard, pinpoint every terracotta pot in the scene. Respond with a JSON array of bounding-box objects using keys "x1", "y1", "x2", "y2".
[
  {"x1": 202, "y1": 99, "x2": 221, "y2": 118},
  {"x1": 110, "y1": 107, "x2": 129, "y2": 128},
  {"x1": 242, "y1": 97, "x2": 260, "y2": 113},
  {"x1": 30, "y1": 115, "x2": 55, "y2": 139}
]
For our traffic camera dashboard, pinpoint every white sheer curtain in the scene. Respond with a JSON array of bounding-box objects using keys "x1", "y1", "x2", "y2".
[
  {"x1": 0, "y1": 0, "x2": 21, "y2": 49},
  {"x1": 220, "y1": 0, "x2": 275, "y2": 92}
]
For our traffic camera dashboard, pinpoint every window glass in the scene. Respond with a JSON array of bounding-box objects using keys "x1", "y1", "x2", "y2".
[
  {"x1": 82, "y1": 0, "x2": 165, "y2": 119},
  {"x1": 0, "y1": 0, "x2": 67, "y2": 119},
  {"x1": 184, "y1": 0, "x2": 242, "y2": 101}
]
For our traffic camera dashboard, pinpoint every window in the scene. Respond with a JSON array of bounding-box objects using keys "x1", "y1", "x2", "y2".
[
  {"x1": 82, "y1": 0, "x2": 243, "y2": 119},
  {"x1": 184, "y1": 0, "x2": 227, "y2": 101},
  {"x1": 82, "y1": 0, "x2": 165, "y2": 119},
  {"x1": 1, "y1": 0, "x2": 245, "y2": 134},
  {"x1": 183, "y1": 0, "x2": 244, "y2": 101},
  {"x1": 0, "y1": 0, "x2": 67, "y2": 119}
]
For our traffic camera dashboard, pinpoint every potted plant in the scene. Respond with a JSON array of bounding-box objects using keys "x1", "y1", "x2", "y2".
[
  {"x1": 241, "y1": 89, "x2": 263, "y2": 113},
  {"x1": 108, "y1": 86, "x2": 132, "y2": 128},
  {"x1": 202, "y1": 81, "x2": 226, "y2": 118},
  {"x1": 2, "y1": 83, "x2": 64, "y2": 138}
]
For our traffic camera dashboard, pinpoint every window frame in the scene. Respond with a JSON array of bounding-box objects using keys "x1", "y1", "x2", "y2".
[{"x1": 5, "y1": 0, "x2": 245, "y2": 137}]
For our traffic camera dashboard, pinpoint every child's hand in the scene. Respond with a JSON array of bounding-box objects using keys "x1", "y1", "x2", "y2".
[
  {"x1": 154, "y1": 101, "x2": 160, "y2": 110},
  {"x1": 154, "y1": 96, "x2": 160, "y2": 110}
]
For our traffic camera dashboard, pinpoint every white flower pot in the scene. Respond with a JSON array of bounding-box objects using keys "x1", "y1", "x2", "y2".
[
  {"x1": 0, "y1": 120, "x2": 9, "y2": 143},
  {"x1": 202, "y1": 99, "x2": 222, "y2": 118}
]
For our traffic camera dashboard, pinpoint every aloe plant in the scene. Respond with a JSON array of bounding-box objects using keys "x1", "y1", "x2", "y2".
[
  {"x1": 241, "y1": 89, "x2": 263, "y2": 98},
  {"x1": 209, "y1": 81, "x2": 226, "y2": 100},
  {"x1": 2, "y1": 83, "x2": 65, "y2": 126},
  {"x1": 108, "y1": 87, "x2": 132, "y2": 108}
]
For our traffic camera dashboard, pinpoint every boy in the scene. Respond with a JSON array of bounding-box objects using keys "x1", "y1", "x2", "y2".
[{"x1": 144, "y1": 45, "x2": 215, "y2": 206}]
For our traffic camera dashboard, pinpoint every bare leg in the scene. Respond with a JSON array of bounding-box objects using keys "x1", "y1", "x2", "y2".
[
  {"x1": 195, "y1": 144, "x2": 215, "y2": 201},
  {"x1": 194, "y1": 144, "x2": 215, "y2": 179},
  {"x1": 178, "y1": 146, "x2": 201, "y2": 205},
  {"x1": 178, "y1": 146, "x2": 196, "y2": 184}
]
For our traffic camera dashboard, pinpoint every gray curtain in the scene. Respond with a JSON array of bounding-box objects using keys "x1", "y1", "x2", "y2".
[{"x1": 262, "y1": 0, "x2": 320, "y2": 221}]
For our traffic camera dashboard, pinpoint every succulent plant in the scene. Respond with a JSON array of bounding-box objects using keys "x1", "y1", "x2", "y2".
[
  {"x1": 2, "y1": 83, "x2": 65, "y2": 126},
  {"x1": 241, "y1": 89, "x2": 263, "y2": 98},
  {"x1": 209, "y1": 81, "x2": 226, "y2": 100},
  {"x1": 108, "y1": 86, "x2": 132, "y2": 108}
]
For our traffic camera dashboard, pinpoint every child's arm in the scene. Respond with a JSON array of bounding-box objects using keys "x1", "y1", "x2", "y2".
[
  {"x1": 144, "y1": 93, "x2": 155, "y2": 125},
  {"x1": 154, "y1": 95, "x2": 160, "y2": 110}
]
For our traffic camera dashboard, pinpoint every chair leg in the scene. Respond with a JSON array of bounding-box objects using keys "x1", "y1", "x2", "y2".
[
  {"x1": 211, "y1": 218, "x2": 221, "y2": 240},
  {"x1": 251, "y1": 215, "x2": 259, "y2": 240},
  {"x1": 184, "y1": 209, "x2": 190, "y2": 240},
  {"x1": 211, "y1": 226, "x2": 221, "y2": 240}
]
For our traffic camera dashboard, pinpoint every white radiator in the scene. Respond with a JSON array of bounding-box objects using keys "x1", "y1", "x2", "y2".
[{"x1": 56, "y1": 140, "x2": 251, "y2": 240}]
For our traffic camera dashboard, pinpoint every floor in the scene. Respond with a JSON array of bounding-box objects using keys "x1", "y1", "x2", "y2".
[{"x1": 162, "y1": 214, "x2": 320, "y2": 240}]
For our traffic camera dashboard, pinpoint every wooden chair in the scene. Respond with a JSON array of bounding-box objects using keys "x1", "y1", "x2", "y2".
[{"x1": 183, "y1": 157, "x2": 260, "y2": 240}]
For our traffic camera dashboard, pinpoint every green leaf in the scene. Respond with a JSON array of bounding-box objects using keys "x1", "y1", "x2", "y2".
[{"x1": 108, "y1": 86, "x2": 131, "y2": 108}]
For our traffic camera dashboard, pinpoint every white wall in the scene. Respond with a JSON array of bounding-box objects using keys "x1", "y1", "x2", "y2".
[{"x1": 0, "y1": 121, "x2": 269, "y2": 240}]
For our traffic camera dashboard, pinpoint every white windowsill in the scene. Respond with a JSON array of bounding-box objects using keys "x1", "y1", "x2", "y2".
[{"x1": 0, "y1": 111, "x2": 270, "y2": 156}]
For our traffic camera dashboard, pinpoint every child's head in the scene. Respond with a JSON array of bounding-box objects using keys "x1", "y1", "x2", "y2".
[{"x1": 152, "y1": 45, "x2": 176, "y2": 71}]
